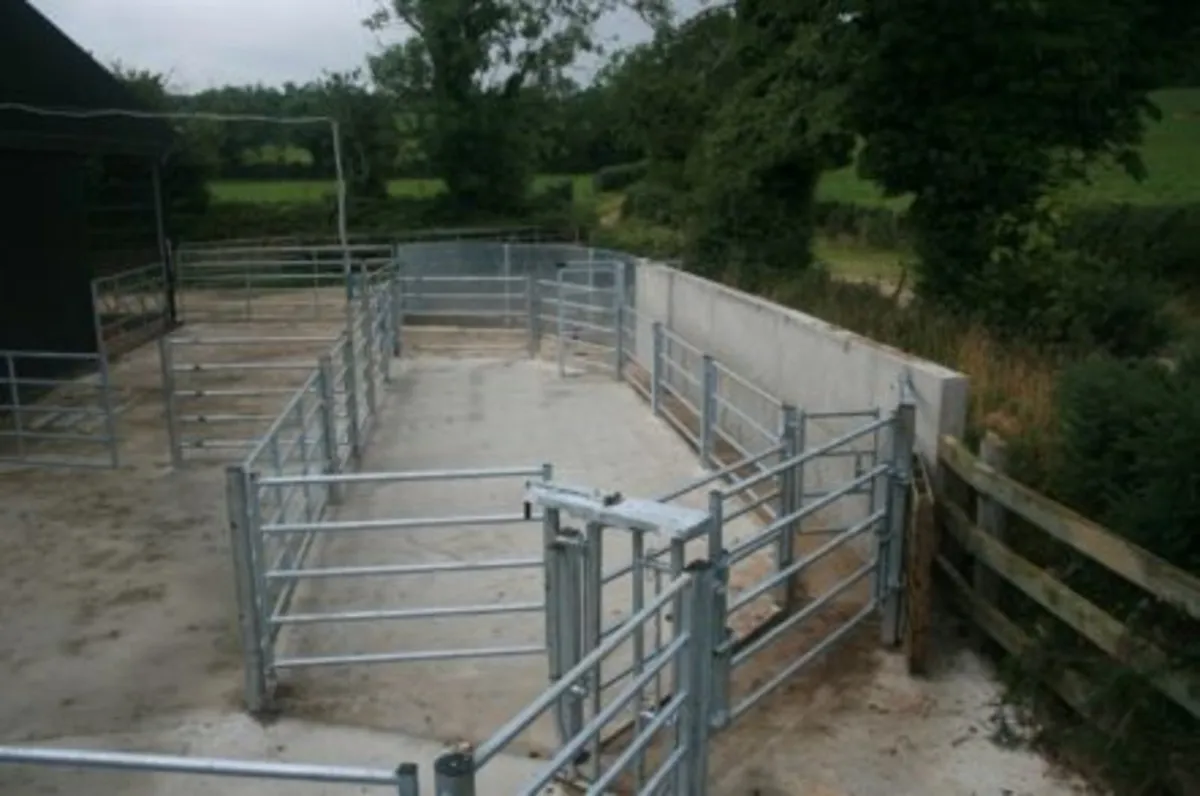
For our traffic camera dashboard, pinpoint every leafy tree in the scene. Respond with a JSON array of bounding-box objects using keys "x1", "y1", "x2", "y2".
[
  {"x1": 684, "y1": 1, "x2": 855, "y2": 286},
  {"x1": 842, "y1": 0, "x2": 1199, "y2": 312},
  {"x1": 365, "y1": 0, "x2": 670, "y2": 213}
]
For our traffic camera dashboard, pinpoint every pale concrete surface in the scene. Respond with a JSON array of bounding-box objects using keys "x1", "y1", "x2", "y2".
[
  {"x1": 275, "y1": 354, "x2": 747, "y2": 757},
  {"x1": 0, "y1": 710, "x2": 564, "y2": 795}
]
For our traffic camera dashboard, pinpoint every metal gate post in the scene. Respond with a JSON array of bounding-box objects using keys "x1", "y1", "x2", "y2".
[
  {"x1": 433, "y1": 750, "x2": 475, "y2": 796},
  {"x1": 526, "y1": 273, "x2": 540, "y2": 358},
  {"x1": 157, "y1": 336, "x2": 182, "y2": 467},
  {"x1": 317, "y1": 355, "x2": 342, "y2": 505},
  {"x1": 707, "y1": 490, "x2": 732, "y2": 729},
  {"x1": 613, "y1": 260, "x2": 626, "y2": 381},
  {"x1": 582, "y1": 521, "x2": 604, "y2": 780},
  {"x1": 561, "y1": 529, "x2": 585, "y2": 743},
  {"x1": 555, "y1": 268, "x2": 567, "y2": 377},
  {"x1": 340, "y1": 338, "x2": 362, "y2": 465},
  {"x1": 699, "y1": 355, "x2": 717, "y2": 467},
  {"x1": 651, "y1": 322, "x2": 664, "y2": 416},
  {"x1": 680, "y1": 560, "x2": 715, "y2": 796},
  {"x1": 396, "y1": 762, "x2": 419, "y2": 796},
  {"x1": 391, "y1": 267, "x2": 404, "y2": 358},
  {"x1": 226, "y1": 465, "x2": 269, "y2": 714},
  {"x1": 775, "y1": 405, "x2": 799, "y2": 612},
  {"x1": 359, "y1": 276, "x2": 379, "y2": 416},
  {"x1": 879, "y1": 403, "x2": 915, "y2": 646}
]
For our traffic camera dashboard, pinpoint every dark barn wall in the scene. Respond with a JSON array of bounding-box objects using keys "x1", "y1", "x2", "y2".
[{"x1": 0, "y1": 150, "x2": 97, "y2": 357}]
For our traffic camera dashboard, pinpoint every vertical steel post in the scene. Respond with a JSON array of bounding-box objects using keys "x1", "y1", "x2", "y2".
[
  {"x1": 880, "y1": 403, "x2": 915, "y2": 646},
  {"x1": 707, "y1": 490, "x2": 731, "y2": 729},
  {"x1": 561, "y1": 528, "x2": 585, "y2": 743},
  {"x1": 631, "y1": 529, "x2": 647, "y2": 790},
  {"x1": 613, "y1": 259, "x2": 626, "y2": 381},
  {"x1": 583, "y1": 521, "x2": 604, "y2": 781},
  {"x1": 503, "y1": 242, "x2": 513, "y2": 328},
  {"x1": 681, "y1": 561, "x2": 714, "y2": 796},
  {"x1": 395, "y1": 762, "x2": 419, "y2": 796},
  {"x1": 433, "y1": 751, "x2": 475, "y2": 796},
  {"x1": 651, "y1": 322, "x2": 664, "y2": 416},
  {"x1": 90, "y1": 278, "x2": 120, "y2": 468},
  {"x1": 776, "y1": 405, "x2": 799, "y2": 612},
  {"x1": 526, "y1": 273, "x2": 540, "y2": 358},
  {"x1": 700, "y1": 355, "x2": 717, "y2": 467},
  {"x1": 359, "y1": 266, "x2": 378, "y2": 416},
  {"x1": 390, "y1": 264, "x2": 404, "y2": 358},
  {"x1": 317, "y1": 355, "x2": 341, "y2": 505},
  {"x1": 5, "y1": 353, "x2": 23, "y2": 460},
  {"x1": 158, "y1": 336, "x2": 182, "y2": 467},
  {"x1": 341, "y1": 339, "x2": 362, "y2": 465},
  {"x1": 556, "y1": 267, "x2": 567, "y2": 377},
  {"x1": 225, "y1": 466, "x2": 268, "y2": 714}
]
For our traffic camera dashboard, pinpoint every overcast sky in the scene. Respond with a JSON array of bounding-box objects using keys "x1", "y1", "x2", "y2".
[{"x1": 30, "y1": 0, "x2": 664, "y2": 91}]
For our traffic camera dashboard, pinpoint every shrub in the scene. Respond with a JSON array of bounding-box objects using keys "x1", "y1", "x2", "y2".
[
  {"x1": 592, "y1": 161, "x2": 649, "y2": 193},
  {"x1": 623, "y1": 180, "x2": 683, "y2": 226},
  {"x1": 813, "y1": 201, "x2": 908, "y2": 249},
  {"x1": 1059, "y1": 202, "x2": 1200, "y2": 288}
]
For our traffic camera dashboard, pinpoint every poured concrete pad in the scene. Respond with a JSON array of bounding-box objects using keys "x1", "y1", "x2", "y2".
[{"x1": 275, "y1": 355, "x2": 721, "y2": 756}]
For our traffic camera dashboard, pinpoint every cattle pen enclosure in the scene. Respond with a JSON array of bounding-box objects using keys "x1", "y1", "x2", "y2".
[{"x1": 0, "y1": 238, "x2": 1088, "y2": 795}]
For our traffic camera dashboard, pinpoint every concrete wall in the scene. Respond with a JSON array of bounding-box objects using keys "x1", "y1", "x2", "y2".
[{"x1": 633, "y1": 262, "x2": 968, "y2": 530}]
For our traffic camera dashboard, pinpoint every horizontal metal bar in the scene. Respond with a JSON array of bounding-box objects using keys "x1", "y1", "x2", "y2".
[
  {"x1": 0, "y1": 350, "x2": 99, "y2": 361},
  {"x1": 587, "y1": 692, "x2": 687, "y2": 795},
  {"x1": 731, "y1": 509, "x2": 886, "y2": 612},
  {"x1": 0, "y1": 404, "x2": 107, "y2": 416},
  {"x1": 713, "y1": 394, "x2": 777, "y2": 441},
  {"x1": 0, "y1": 456, "x2": 114, "y2": 469},
  {"x1": 732, "y1": 560, "x2": 875, "y2": 667},
  {"x1": 724, "y1": 486, "x2": 779, "y2": 524},
  {"x1": 657, "y1": 442, "x2": 785, "y2": 504},
  {"x1": 712, "y1": 360, "x2": 784, "y2": 411},
  {"x1": 400, "y1": 275, "x2": 524, "y2": 284},
  {"x1": 661, "y1": 356, "x2": 700, "y2": 387},
  {"x1": 258, "y1": 465, "x2": 545, "y2": 487},
  {"x1": 175, "y1": 387, "x2": 299, "y2": 398},
  {"x1": 272, "y1": 601, "x2": 544, "y2": 625},
  {"x1": 474, "y1": 574, "x2": 692, "y2": 767},
  {"x1": 180, "y1": 413, "x2": 277, "y2": 424},
  {"x1": 731, "y1": 600, "x2": 876, "y2": 722},
  {"x1": 267, "y1": 557, "x2": 543, "y2": 580},
  {"x1": 275, "y1": 644, "x2": 546, "y2": 669},
  {"x1": 729, "y1": 464, "x2": 888, "y2": 564},
  {"x1": 639, "y1": 744, "x2": 687, "y2": 796},
  {"x1": 182, "y1": 438, "x2": 260, "y2": 449},
  {"x1": 0, "y1": 747, "x2": 405, "y2": 787},
  {"x1": 173, "y1": 361, "x2": 316, "y2": 372},
  {"x1": 722, "y1": 416, "x2": 891, "y2": 499},
  {"x1": 0, "y1": 377, "x2": 101, "y2": 388},
  {"x1": 263, "y1": 513, "x2": 536, "y2": 535},
  {"x1": 515, "y1": 636, "x2": 687, "y2": 792},
  {"x1": 805, "y1": 409, "x2": 880, "y2": 420},
  {"x1": 0, "y1": 430, "x2": 110, "y2": 443}
]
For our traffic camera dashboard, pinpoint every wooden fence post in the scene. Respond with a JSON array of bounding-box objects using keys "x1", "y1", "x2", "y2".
[
  {"x1": 973, "y1": 432, "x2": 1009, "y2": 607},
  {"x1": 904, "y1": 454, "x2": 937, "y2": 675}
]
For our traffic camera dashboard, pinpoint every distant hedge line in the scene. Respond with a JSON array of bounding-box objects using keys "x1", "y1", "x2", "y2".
[{"x1": 813, "y1": 199, "x2": 1200, "y2": 286}]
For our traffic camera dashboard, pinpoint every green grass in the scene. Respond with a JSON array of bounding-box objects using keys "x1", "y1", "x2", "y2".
[
  {"x1": 813, "y1": 237, "x2": 907, "y2": 283},
  {"x1": 209, "y1": 174, "x2": 594, "y2": 204},
  {"x1": 817, "y1": 88, "x2": 1200, "y2": 209}
]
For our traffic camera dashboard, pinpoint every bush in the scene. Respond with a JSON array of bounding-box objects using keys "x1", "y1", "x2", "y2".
[
  {"x1": 1059, "y1": 202, "x2": 1200, "y2": 288},
  {"x1": 592, "y1": 161, "x2": 649, "y2": 193},
  {"x1": 623, "y1": 180, "x2": 683, "y2": 226},
  {"x1": 813, "y1": 200, "x2": 908, "y2": 249},
  {"x1": 973, "y1": 206, "x2": 1173, "y2": 357}
]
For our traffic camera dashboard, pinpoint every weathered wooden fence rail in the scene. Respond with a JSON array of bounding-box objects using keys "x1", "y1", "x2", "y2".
[{"x1": 932, "y1": 433, "x2": 1200, "y2": 737}]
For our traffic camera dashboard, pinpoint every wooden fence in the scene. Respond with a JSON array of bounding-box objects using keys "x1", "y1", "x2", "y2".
[{"x1": 930, "y1": 433, "x2": 1200, "y2": 787}]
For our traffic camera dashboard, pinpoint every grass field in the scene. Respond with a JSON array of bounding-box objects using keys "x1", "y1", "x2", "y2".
[
  {"x1": 210, "y1": 173, "x2": 595, "y2": 204},
  {"x1": 816, "y1": 88, "x2": 1200, "y2": 208}
]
